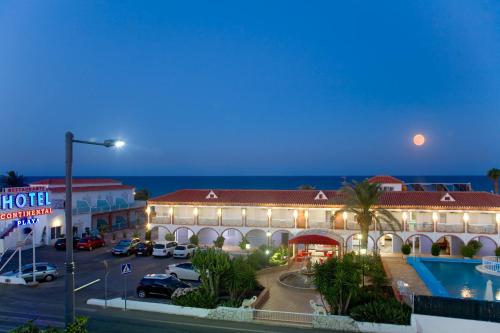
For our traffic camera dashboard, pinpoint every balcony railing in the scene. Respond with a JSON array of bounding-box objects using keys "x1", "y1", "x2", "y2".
[
  {"x1": 198, "y1": 218, "x2": 218, "y2": 226},
  {"x1": 246, "y1": 219, "x2": 268, "y2": 227},
  {"x1": 152, "y1": 216, "x2": 170, "y2": 224},
  {"x1": 174, "y1": 217, "x2": 195, "y2": 225},
  {"x1": 467, "y1": 224, "x2": 497, "y2": 234},
  {"x1": 271, "y1": 219, "x2": 294, "y2": 228},
  {"x1": 436, "y1": 223, "x2": 465, "y2": 233},
  {"x1": 308, "y1": 221, "x2": 330, "y2": 229},
  {"x1": 223, "y1": 218, "x2": 243, "y2": 227}
]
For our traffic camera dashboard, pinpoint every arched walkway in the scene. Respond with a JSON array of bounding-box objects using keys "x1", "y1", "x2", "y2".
[
  {"x1": 271, "y1": 229, "x2": 292, "y2": 248},
  {"x1": 197, "y1": 227, "x2": 219, "y2": 246},
  {"x1": 173, "y1": 227, "x2": 194, "y2": 244},
  {"x1": 221, "y1": 228, "x2": 244, "y2": 251},
  {"x1": 377, "y1": 233, "x2": 404, "y2": 254},
  {"x1": 406, "y1": 234, "x2": 433, "y2": 255},
  {"x1": 246, "y1": 229, "x2": 267, "y2": 249},
  {"x1": 150, "y1": 225, "x2": 171, "y2": 241},
  {"x1": 435, "y1": 235, "x2": 465, "y2": 256},
  {"x1": 346, "y1": 233, "x2": 375, "y2": 252},
  {"x1": 469, "y1": 236, "x2": 498, "y2": 256}
]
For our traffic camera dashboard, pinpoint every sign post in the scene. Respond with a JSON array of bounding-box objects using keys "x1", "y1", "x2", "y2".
[
  {"x1": 121, "y1": 263, "x2": 131, "y2": 310},
  {"x1": 103, "y1": 260, "x2": 109, "y2": 308}
]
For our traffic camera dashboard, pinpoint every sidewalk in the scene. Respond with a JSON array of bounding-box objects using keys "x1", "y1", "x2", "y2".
[{"x1": 381, "y1": 255, "x2": 431, "y2": 296}]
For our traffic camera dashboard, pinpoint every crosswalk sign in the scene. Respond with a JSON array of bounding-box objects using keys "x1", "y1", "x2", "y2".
[{"x1": 121, "y1": 263, "x2": 132, "y2": 275}]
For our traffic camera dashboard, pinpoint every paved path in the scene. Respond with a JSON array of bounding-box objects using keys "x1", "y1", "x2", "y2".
[
  {"x1": 381, "y1": 255, "x2": 431, "y2": 296},
  {"x1": 257, "y1": 264, "x2": 323, "y2": 313}
]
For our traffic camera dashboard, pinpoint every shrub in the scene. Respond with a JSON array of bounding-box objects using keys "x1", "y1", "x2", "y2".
[
  {"x1": 192, "y1": 248, "x2": 231, "y2": 300},
  {"x1": 269, "y1": 246, "x2": 289, "y2": 266},
  {"x1": 350, "y1": 299, "x2": 411, "y2": 325},
  {"x1": 165, "y1": 233, "x2": 175, "y2": 241},
  {"x1": 467, "y1": 240, "x2": 482, "y2": 254},
  {"x1": 431, "y1": 243, "x2": 441, "y2": 256},
  {"x1": 11, "y1": 316, "x2": 88, "y2": 333},
  {"x1": 171, "y1": 287, "x2": 217, "y2": 309},
  {"x1": 461, "y1": 245, "x2": 475, "y2": 258},
  {"x1": 364, "y1": 254, "x2": 387, "y2": 291},
  {"x1": 496, "y1": 247, "x2": 500, "y2": 256},
  {"x1": 247, "y1": 249, "x2": 269, "y2": 270},
  {"x1": 189, "y1": 234, "x2": 199, "y2": 246},
  {"x1": 224, "y1": 256, "x2": 258, "y2": 303},
  {"x1": 213, "y1": 235, "x2": 225, "y2": 248},
  {"x1": 238, "y1": 236, "x2": 249, "y2": 250},
  {"x1": 401, "y1": 244, "x2": 411, "y2": 255}
]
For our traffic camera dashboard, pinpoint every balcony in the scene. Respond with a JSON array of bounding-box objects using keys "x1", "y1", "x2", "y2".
[
  {"x1": 174, "y1": 217, "x2": 195, "y2": 225},
  {"x1": 271, "y1": 219, "x2": 294, "y2": 228},
  {"x1": 436, "y1": 223, "x2": 465, "y2": 233},
  {"x1": 152, "y1": 216, "x2": 170, "y2": 224},
  {"x1": 198, "y1": 218, "x2": 218, "y2": 226},
  {"x1": 378, "y1": 222, "x2": 403, "y2": 232},
  {"x1": 467, "y1": 223, "x2": 497, "y2": 234},
  {"x1": 308, "y1": 221, "x2": 330, "y2": 229},
  {"x1": 246, "y1": 219, "x2": 268, "y2": 228},
  {"x1": 223, "y1": 219, "x2": 243, "y2": 227}
]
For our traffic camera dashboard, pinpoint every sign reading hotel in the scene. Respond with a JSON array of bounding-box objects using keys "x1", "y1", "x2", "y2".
[{"x1": 0, "y1": 186, "x2": 52, "y2": 220}]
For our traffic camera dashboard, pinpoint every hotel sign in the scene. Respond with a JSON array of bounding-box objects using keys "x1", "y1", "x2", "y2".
[{"x1": 0, "y1": 187, "x2": 52, "y2": 220}]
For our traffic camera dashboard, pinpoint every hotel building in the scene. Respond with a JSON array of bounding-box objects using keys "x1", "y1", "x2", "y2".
[
  {"x1": 147, "y1": 176, "x2": 500, "y2": 256},
  {"x1": 0, "y1": 178, "x2": 146, "y2": 255}
]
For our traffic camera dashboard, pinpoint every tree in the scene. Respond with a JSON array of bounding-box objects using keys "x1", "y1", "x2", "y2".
[
  {"x1": 314, "y1": 255, "x2": 361, "y2": 315},
  {"x1": 134, "y1": 188, "x2": 150, "y2": 200},
  {"x1": 1, "y1": 170, "x2": 26, "y2": 188},
  {"x1": 337, "y1": 180, "x2": 400, "y2": 250},
  {"x1": 165, "y1": 233, "x2": 175, "y2": 241},
  {"x1": 213, "y1": 235, "x2": 225, "y2": 248},
  {"x1": 192, "y1": 248, "x2": 231, "y2": 301},
  {"x1": 189, "y1": 234, "x2": 199, "y2": 245},
  {"x1": 224, "y1": 256, "x2": 258, "y2": 304},
  {"x1": 487, "y1": 168, "x2": 500, "y2": 194},
  {"x1": 298, "y1": 184, "x2": 316, "y2": 190}
]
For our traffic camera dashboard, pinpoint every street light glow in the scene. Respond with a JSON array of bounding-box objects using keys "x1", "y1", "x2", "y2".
[{"x1": 103, "y1": 139, "x2": 126, "y2": 148}]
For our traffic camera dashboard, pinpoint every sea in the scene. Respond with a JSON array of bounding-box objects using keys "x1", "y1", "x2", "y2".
[{"x1": 25, "y1": 176, "x2": 495, "y2": 198}]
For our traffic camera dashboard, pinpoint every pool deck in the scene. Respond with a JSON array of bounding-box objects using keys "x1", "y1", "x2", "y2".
[{"x1": 381, "y1": 254, "x2": 431, "y2": 296}]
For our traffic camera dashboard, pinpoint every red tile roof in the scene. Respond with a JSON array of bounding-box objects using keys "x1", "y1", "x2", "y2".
[
  {"x1": 149, "y1": 189, "x2": 500, "y2": 210},
  {"x1": 30, "y1": 178, "x2": 121, "y2": 185},
  {"x1": 368, "y1": 176, "x2": 404, "y2": 184},
  {"x1": 49, "y1": 185, "x2": 134, "y2": 193}
]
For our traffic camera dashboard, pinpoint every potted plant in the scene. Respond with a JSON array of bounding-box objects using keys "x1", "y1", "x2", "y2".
[
  {"x1": 461, "y1": 245, "x2": 475, "y2": 259},
  {"x1": 401, "y1": 244, "x2": 411, "y2": 258},
  {"x1": 189, "y1": 234, "x2": 199, "y2": 246},
  {"x1": 165, "y1": 233, "x2": 175, "y2": 241},
  {"x1": 431, "y1": 243, "x2": 440, "y2": 256},
  {"x1": 467, "y1": 240, "x2": 482, "y2": 258}
]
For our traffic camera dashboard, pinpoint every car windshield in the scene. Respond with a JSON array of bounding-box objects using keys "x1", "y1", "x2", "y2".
[
  {"x1": 117, "y1": 240, "x2": 131, "y2": 246},
  {"x1": 154, "y1": 244, "x2": 165, "y2": 249},
  {"x1": 175, "y1": 246, "x2": 186, "y2": 250}
]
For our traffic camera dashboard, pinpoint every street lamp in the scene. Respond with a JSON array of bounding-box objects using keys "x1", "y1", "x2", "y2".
[{"x1": 65, "y1": 132, "x2": 125, "y2": 326}]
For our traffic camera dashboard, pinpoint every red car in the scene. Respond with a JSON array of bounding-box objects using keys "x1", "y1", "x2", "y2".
[{"x1": 77, "y1": 236, "x2": 105, "y2": 251}]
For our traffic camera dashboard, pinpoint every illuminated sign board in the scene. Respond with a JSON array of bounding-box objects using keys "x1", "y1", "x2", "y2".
[
  {"x1": 15, "y1": 217, "x2": 39, "y2": 226},
  {"x1": 0, "y1": 187, "x2": 52, "y2": 220}
]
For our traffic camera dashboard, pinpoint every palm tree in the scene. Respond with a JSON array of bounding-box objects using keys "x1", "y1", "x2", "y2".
[
  {"x1": 1, "y1": 170, "x2": 26, "y2": 188},
  {"x1": 337, "y1": 180, "x2": 400, "y2": 251},
  {"x1": 487, "y1": 168, "x2": 500, "y2": 194}
]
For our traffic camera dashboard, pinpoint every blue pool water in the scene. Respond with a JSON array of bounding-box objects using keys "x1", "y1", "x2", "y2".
[{"x1": 413, "y1": 258, "x2": 500, "y2": 301}]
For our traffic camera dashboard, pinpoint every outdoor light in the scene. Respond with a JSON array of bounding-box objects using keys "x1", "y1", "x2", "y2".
[
  {"x1": 432, "y1": 212, "x2": 438, "y2": 223},
  {"x1": 241, "y1": 208, "x2": 246, "y2": 216},
  {"x1": 168, "y1": 207, "x2": 173, "y2": 216},
  {"x1": 265, "y1": 249, "x2": 270, "y2": 255},
  {"x1": 360, "y1": 249, "x2": 367, "y2": 255},
  {"x1": 217, "y1": 208, "x2": 222, "y2": 217},
  {"x1": 496, "y1": 213, "x2": 500, "y2": 224},
  {"x1": 266, "y1": 231, "x2": 272, "y2": 237},
  {"x1": 145, "y1": 206, "x2": 151, "y2": 215},
  {"x1": 402, "y1": 212, "x2": 408, "y2": 222},
  {"x1": 304, "y1": 210, "x2": 309, "y2": 219},
  {"x1": 193, "y1": 207, "x2": 198, "y2": 216},
  {"x1": 267, "y1": 209, "x2": 272, "y2": 218},
  {"x1": 103, "y1": 139, "x2": 125, "y2": 148},
  {"x1": 293, "y1": 210, "x2": 298, "y2": 219},
  {"x1": 342, "y1": 211, "x2": 348, "y2": 221},
  {"x1": 245, "y1": 243, "x2": 251, "y2": 250},
  {"x1": 357, "y1": 234, "x2": 363, "y2": 240},
  {"x1": 463, "y1": 213, "x2": 470, "y2": 223},
  {"x1": 146, "y1": 223, "x2": 151, "y2": 231}
]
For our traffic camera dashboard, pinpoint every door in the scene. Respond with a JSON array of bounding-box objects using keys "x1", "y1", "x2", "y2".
[
  {"x1": 296, "y1": 210, "x2": 306, "y2": 228},
  {"x1": 280, "y1": 233, "x2": 289, "y2": 246}
]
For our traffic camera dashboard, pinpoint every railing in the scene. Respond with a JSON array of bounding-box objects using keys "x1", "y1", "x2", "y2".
[
  {"x1": 272, "y1": 219, "x2": 294, "y2": 228},
  {"x1": 174, "y1": 217, "x2": 195, "y2": 225},
  {"x1": 246, "y1": 219, "x2": 268, "y2": 227},
  {"x1": 307, "y1": 221, "x2": 330, "y2": 229},
  {"x1": 467, "y1": 224, "x2": 497, "y2": 234},
  {"x1": 198, "y1": 218, "x2": 218, "y2": 226},
  {"x1": 152, "y1": 216, "x2": 170, "y2": 224},
  {"x1": 253, "y1": 309, "x2": 315, "y2": 325},
  {"x1": 436, "y1": 223, "x2": 464, "y2": 233},
  {"x1": 482, "y1": 256, "x2": 500, "y2": 274},
  {"x1": 222, "y1": 218, "x2": 243, "y2": 227}
]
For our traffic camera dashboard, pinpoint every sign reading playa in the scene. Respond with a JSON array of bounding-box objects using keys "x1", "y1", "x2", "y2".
[{"x1": 0, "y1": 186, "x2": 52, "y2": 225}]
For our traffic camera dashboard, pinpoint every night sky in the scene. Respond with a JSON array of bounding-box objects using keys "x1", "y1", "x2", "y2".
[{"x1": 1, "y1": 1, "x2": 499, "y2": 176}]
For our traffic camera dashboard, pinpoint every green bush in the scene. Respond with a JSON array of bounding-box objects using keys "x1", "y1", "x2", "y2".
[
  {"x1": 164, "y1": 233, "x2": 175, "y2": 241},
  {"x1": 189, "y1": 234, "x2": 199, "y2": 246},
  {"x1": 238, "y1": 236, "x2": 249, "y2": 250},
  {"x1": 269, "y1": 246, "x2": 289, "y2": 266},
  {"x1": 496, "y1": 247, "x2": 500, "y2": 256},
  {"x1": 247, "y1": 249, "x2": 269, "y2": 270},
  {"x1": 364, "y1": 254, "x2": 387, "y2": 291},
  {"x1": 171, "y1": 288, "x2": 217, "y2": 309},
  {"x1": 467, "y1": 240, "x2": 482, "y2": 254},
  {"x1": 350, "y1": 300, "x2": 411, "y2": 325},
  {"x1": 213, "y1": 235, "x2": 225, "y2": 248},
  {"x1": 11, "y1": 316, "x2": 88, "y2": 333},
  {"x1": 431, "y1": 243, "x2": 441, "y2": 256},
  {"x1": 401, "y1": 244, "x2": 411, "y2": 255},
  {"x1": 461, "y1": 245, "x2": 475, "y2": 258}
]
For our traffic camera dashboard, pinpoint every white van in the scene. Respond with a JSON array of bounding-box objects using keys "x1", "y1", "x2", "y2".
[{"x1": 153, "y1": 241, "x2": 178, "y2": 257}]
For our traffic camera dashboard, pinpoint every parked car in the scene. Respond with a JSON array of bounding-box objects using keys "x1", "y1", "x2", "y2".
[
  {"x1": 3, "y1": 262, "x2": 59, "y2": 282},
  {"x1": 54, "y1": 237, "x2": 81, "y2": 250},
  {"x1": 112, "y1": 238, "x2": 141, "y2": 256},
  {"x1": 136, "y1": 274, "x2": 190, "y2": 299},
  {"x1": 77, "y1": 236, "x2": 105, "y2": 251},
  {"x1": 173, "y1": 244, "x2": 197, "y2": 258},
  {"x1": 135, "y1": 241, "x2": 154, "y2": 256},
  {"x1": 152, "y1": 241, "x2": 177, "y2": 257},
  {"x1": 165, "y1": 262, "x2": 200, "y2": 281}
]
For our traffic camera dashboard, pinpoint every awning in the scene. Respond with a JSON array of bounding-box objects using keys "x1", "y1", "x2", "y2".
[{"x1": 288, "y1": 229, "x2": 341, "y2": 246}]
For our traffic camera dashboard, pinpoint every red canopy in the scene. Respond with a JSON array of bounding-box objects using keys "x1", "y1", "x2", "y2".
[{"x1": 288, "y1": 229, "x2": 341, "y2": 245}]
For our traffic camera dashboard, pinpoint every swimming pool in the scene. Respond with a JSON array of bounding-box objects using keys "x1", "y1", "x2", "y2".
[{"x1": 408, "y1": 257, "x2": 500, "y2": 301}]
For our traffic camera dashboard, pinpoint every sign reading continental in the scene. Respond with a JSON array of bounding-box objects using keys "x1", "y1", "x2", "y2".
[{"x1": 0, "y1": 188, "x2": 52, "y2": 220}]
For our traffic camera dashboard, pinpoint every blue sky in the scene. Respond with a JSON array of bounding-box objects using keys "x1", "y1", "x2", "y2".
[{"x1": 1, "y1": 1, "x2": 499, "y2": 176}]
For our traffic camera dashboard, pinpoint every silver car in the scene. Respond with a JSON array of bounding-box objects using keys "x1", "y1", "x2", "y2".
[{"x1": 4, "y1": 262, "x2": 59, "y2": 282}]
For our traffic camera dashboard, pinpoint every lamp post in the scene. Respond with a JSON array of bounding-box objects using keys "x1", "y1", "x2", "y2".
[{"x1": 65, "y1": 132, "x2": 124, "y2": 326}]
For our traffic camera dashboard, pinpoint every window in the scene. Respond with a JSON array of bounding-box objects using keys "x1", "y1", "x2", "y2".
[
  {"x1": 51, "y1": 226, "x2": 62, "y2": 240},
  {"x1": 439, "y1": 213, "x2": 447, "y2": 223},
  {"x1": 409, "y1": 212, "x2": 417, "y2": 221}
]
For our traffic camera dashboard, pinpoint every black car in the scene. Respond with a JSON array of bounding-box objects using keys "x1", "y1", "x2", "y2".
[
  {"x1": 54, "y1": 237, "x2": 81, "y2": 250},
  {"x1": 135, "y1": 241, "x2": 154, "y2": 256},
  {"x1": 136, "y1": 274, "x2": 190, "y2": 299}
]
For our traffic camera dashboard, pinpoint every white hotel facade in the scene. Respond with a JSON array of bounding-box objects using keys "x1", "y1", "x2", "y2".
[{"x1": 147, "y1": 176, "x2": 500, "y2": 256}]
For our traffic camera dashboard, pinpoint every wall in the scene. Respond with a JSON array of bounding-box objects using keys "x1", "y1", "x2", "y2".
[{"x1": 412, "y1": 314, "x2": 500, "y2": 333}]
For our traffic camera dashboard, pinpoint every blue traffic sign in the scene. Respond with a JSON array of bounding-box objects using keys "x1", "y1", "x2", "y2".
[{"x1": 121, "y1": 263, "x2": 132, "y2": 275}]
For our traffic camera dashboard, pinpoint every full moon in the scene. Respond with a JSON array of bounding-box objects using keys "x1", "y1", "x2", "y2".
[{"x1": 413, "y1": 134, "x2": 425, "y2": 146}]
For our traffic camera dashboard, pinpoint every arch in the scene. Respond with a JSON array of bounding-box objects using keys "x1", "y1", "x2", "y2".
[
  {"x1": 435, "y1": 235, "x2": 465, "y2": 256},
  {"x1": 221, "y1": 228, "x2": 245, "y2": 249},
  {"x1": 197, "y1": 227, "x2": 219, "y2": 247},
  {"x1": 406, "y1": 234, "x2": 434, "y2": 255},
  {"x1": 245, "y1": 229, "x2": 267, "y2": 249},
  {"x1": 271, "y1": 229, "x2": 292, "y2": 248},
  {"x1": 345, "y1": 233, "x2": 375, "y2": 252},
  {"x1": 149, "y1": 225, "x2": 171, "y2": 241},
  {"x1": 172, "y1": 226, "x2": 195, "y2": 244},
  {"x1": 467, "y1": 235, "x2": 498, "y2": 256},
  {"x1": 376, "y1": 233, "x2": 404, "y2": 254}
]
